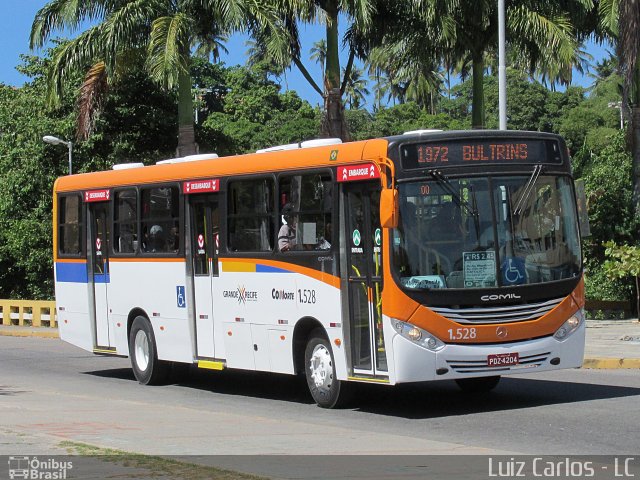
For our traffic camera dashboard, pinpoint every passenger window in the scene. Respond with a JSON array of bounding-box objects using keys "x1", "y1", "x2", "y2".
[
  {"x1": 278, "y1": 173, "x2": 333, "y2": 252},
  {"x1": 58, "y1": 194, "x2": 83, "y2": 256},
  {"x1": 141, "y1": 186, "x2": 180, "y2": 254},
  {"x1": 228, "y1": 178, "x2": 274, "y2": 252},
  {"x1": 113, "y1": 189, "x2": 138, "y2": 254}
]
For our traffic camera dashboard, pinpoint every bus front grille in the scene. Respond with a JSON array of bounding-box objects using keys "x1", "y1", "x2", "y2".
[
  {"x1": 431, "y1": 297, "x2": 564, "y2": 324},
  {"x1": 446, "y1": 352, "x2": 551, "y2": 374}
]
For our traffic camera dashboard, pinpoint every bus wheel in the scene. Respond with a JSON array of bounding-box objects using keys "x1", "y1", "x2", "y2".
[
  {"x1": 129, "y1": 316, "x2": 169, "y2": 385},
  {"x1": 455, "y1": 376, "x2": 501, "y2": 393},
  {"x1": 304, "y1": 330, "x2": 350, "y2": 408}
]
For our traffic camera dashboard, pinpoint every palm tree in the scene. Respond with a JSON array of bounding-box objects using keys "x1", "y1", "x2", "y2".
[
  {"x1": 259, "y1": 0, "x2": 375, "y2": 140},
  {"x1": 599, "y1": 0, "x2": 640, "y2": 212},
  {"x1": 368, "y1": 40, "x2": 444, "y2": 113},
  {"x1": 30, "y1": 0, "x2": 280, "y2": 156},
  {"x1": 378, "y1": 0, "x2": 595, "y2": 128},
  {"x1": 342, "y1": 66, "x2": 369, "y2": 109},
  {"x1": 309, "y1": 39, "x2": 327, "y2": 79}
]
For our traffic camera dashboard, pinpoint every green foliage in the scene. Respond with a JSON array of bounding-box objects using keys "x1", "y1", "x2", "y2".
[
  {"x1": 0, "y1": 51, "x2": 176, "y2": 299},
  {"x1": 578, "y1": 131, "x2": 640, "y2": 303},
  {"x1": 199, "y1": 65, "x2": 319, "y2": 155},
  {"x1": 603, "y1": 241, "x2": 640, "y2": 316},
  {"x1": 0, "y1": 56, "x2": 75, "y2": 299},
  {"x1": 603, "y1": 241, "x2": 640, "y2": 279}
]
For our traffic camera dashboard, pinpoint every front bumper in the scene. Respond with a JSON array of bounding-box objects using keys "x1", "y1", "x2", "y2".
[{"x1": 390, "y1": 320, "x2": 585, "y2": 384}]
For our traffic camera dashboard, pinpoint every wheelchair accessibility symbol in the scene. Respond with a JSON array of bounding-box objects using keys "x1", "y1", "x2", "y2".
[
  {"x1": 176, "y1": 286, "x2": 186, "y2": 308},
  {"x1": 501, "y1": 257, "x2": 526, "y2": 285}
]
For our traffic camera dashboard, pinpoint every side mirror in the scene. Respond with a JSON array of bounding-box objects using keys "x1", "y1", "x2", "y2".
[
  {"x1": 380, "y1": 188, "x2": 398, "y2": 228},
  {"x1": 574, "y1": 179, "x2": 591, "y2": 237}
]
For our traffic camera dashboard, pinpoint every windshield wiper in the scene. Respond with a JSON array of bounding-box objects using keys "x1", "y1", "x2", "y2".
[
  {"x1": 428, "y1": 170, "x2": 479, "y2": 220},
  {"x1": 513, "y1": 164, "x2": 543, "y2": 216}
]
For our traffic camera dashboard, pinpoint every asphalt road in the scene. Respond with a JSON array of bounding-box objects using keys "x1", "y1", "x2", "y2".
[{"x1": 1, "y1": 336, "x2": 639, "y2": 477}]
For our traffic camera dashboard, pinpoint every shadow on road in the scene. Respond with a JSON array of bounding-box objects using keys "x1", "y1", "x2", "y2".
[
  {"x1": 83, "y1": 366, "x2": 640, "y2": 418},
  {"x1": 0, "y1": 385, "x2": 27, "y2": 396},
  {"x1": 353, "y1": 377, "x2": 640, "y2": 419}
]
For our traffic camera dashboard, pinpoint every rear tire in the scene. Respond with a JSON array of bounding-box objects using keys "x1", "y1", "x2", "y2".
[
  {"x1": 129, "y1": 316, "x2": 169, "y2": 385},
  {"x1": 455, "y1": 375, "x2": 501, "y2": 393},
  {"x1": 304, "y1": 329, "x2": 351, "y2": 408}
]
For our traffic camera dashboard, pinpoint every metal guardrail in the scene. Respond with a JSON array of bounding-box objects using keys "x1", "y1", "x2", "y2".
[
  {"x1": 584, "y1": 299, "x2": 633, "y2": 319},
  {"x1": 0, "y1": 300, "x2": 57, "y2": 328}
]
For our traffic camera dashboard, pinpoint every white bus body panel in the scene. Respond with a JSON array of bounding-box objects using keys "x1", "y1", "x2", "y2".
[
  {"x1": 107, "y1": 260, "x2": 193, "y2": 362},
  {"x1": 55, "y1": 262, "x2": 94, "y2": 352},
  {"x1": 194, "y1": 274, "x2": 215, "y2": 358},
  {"x1": 214, "y1": 262, "x2": 345, "y2": 377}
]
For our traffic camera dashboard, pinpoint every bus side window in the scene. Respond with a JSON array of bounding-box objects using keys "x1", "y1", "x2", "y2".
[
  {"x1": 113, "y1": 189, "x2": 138, "y2": 254},
  {"x1": 140, "y1": 186, "x2": 180, "y2": 254},
  {"x1": 58, "y1": 194, "x2": 83, "y2": 256},
  {"x1": 227, "y1": 178, "x2": 274, "y2": 252},
  {"x1": 278, "y1": 173, "x2": 332, "y2": 251}
]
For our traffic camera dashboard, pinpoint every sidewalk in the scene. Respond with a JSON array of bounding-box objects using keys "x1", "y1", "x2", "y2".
[
  {"x1": 583, "y1": 319, "x2": 640, "y2": 368},
  {"x1": 1, "y1": 319, "x2": 639, "y2": 368}
]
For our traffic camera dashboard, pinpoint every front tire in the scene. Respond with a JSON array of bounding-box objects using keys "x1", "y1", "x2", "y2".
[
  {"x1": 455, "y1": 375, "x2": 501, "y2": 393},
  {"x1": 129, "y1": 316, "x2": 169, "y2": 385},
  {"x1": 304, "y1": 329, "x2": 351, "y2": 408}
]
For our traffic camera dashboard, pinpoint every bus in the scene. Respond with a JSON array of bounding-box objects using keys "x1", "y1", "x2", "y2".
[{"x1": 53, "y1": 130, "x2": 585, "y2": 408}]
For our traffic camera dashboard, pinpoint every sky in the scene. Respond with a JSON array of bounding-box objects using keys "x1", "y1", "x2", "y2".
[{"x1": 0, "y1": 0, "x2": 612, "y2": 110}]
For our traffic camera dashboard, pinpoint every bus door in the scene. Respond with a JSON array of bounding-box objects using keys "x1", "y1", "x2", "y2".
[
  {"x1": 344, "y1": 182, "x2": 387, "y2": 376},
  {"x1": 189, "y1": 193, "x2": 220, "y2": 359},
  {"x1": 88, "y1": 201, "x2": 111, "y2": 348}
]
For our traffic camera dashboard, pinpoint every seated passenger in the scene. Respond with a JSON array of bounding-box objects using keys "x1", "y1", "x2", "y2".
[
  {"x1": 148, "y1": 225, "x2": 165, "y2": 252},
  {"x1": 278, "y1": 203, "x2": 297, "y2": 252}
]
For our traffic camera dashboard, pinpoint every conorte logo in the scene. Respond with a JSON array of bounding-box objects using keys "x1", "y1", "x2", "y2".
[{"x1": 481, "y1": 293, "x2": 522, "y2": 302}]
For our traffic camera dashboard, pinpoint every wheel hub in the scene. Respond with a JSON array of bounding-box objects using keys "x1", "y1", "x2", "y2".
[
  {"x1": 309, "y1": 344, "x2": 333, "y2": 391},
  {"x1": 134, "y1": 329, "x2": 150, "y2": 372}
]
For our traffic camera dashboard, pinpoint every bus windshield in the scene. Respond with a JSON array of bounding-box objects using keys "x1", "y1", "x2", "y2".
[{"x1": 392, "y1": 174, "x2": 581, "y2": 290}]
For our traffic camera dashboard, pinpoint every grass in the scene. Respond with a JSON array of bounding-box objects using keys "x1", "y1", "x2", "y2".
[{"x1": 59, "y1": 441, "x2": 268, "y2": 480}]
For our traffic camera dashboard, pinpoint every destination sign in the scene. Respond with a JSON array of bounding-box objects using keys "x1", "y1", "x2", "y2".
[
  {"x1": 337, "y1": 163, "x2": 381, "y2": 182},
  {"x1": 84, "y1": 189, "x2": 110, "y2": 202},
  {"x1": 401, "y1": 139, "x2": 562, "y2": 169},
  {"x1": 183, "y1": 178, "x2": 220, "y2": 194}
]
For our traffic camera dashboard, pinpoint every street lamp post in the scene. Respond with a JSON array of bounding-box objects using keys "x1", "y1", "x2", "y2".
[
  {"x1": 607, "y1": 101, "x2": 624, "y2": 130},
  {"x1": 43, "y1": 135, "x2": 73, "y2": 175},
  {"x1": 498, "y1": 0, "x2": 507, "y2": 130}
]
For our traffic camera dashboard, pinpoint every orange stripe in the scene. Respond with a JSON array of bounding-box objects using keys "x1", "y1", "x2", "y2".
[
  {"x1": 219, "y1": 257, "x2": 340, "y2": 289},
  {"x1": 53, "y1": 140, "x2": 389, "y2": 192},
  {"x1": 55, "y1": 258, "x2": 87, "y2": 264}
]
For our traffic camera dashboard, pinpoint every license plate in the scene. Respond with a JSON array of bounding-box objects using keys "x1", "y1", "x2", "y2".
[{"x1": 487, "y1": 352, "x2": 519, "y2": 367}]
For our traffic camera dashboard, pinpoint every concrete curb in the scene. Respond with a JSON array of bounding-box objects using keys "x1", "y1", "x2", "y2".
[
  {"x1": 582, "y1": 357, "x2": 640, "y2": 369},
  {"x1": 0, "y1": 327, "x2": 59, "y2": 339}
]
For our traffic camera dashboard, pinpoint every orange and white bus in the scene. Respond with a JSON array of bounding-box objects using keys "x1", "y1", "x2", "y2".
[{"x1": 53, "y1": 130, "x2": 585, "y2": 408}]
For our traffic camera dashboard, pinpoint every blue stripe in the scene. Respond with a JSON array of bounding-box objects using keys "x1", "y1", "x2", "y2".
[
  {"x1": 256, "y1": 264, "x2": 290, "y2": 273},
  {"x1": 56, "y1": 262, "x2": 88, "y2": 283},
  {"x1": 56, "y1": 262, "x2": 110, "y2": 283},
  {"x1": 94, "y1": 273, "x2": 111, "y2": 284}
]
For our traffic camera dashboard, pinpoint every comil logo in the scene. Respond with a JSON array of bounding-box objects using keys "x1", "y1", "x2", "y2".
[
  {"x1": 481, "y1": 293, "x2": 522, "y2": 302},
  {"x1": 8, "y1": 456, "x2": 73, "y2": 479}
]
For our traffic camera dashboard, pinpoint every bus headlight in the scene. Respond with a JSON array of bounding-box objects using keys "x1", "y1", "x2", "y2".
[
  {"x1": 553, "y1": 312, "x2": 583, "y2": 341},
  {"x1": 393, "y1": 320, "x2": 445, "y2": 351}
]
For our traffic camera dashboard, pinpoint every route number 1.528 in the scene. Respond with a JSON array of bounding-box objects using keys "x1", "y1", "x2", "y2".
[{"x1": 447, "y1": 327, "x2": 477, "y2": 340}]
